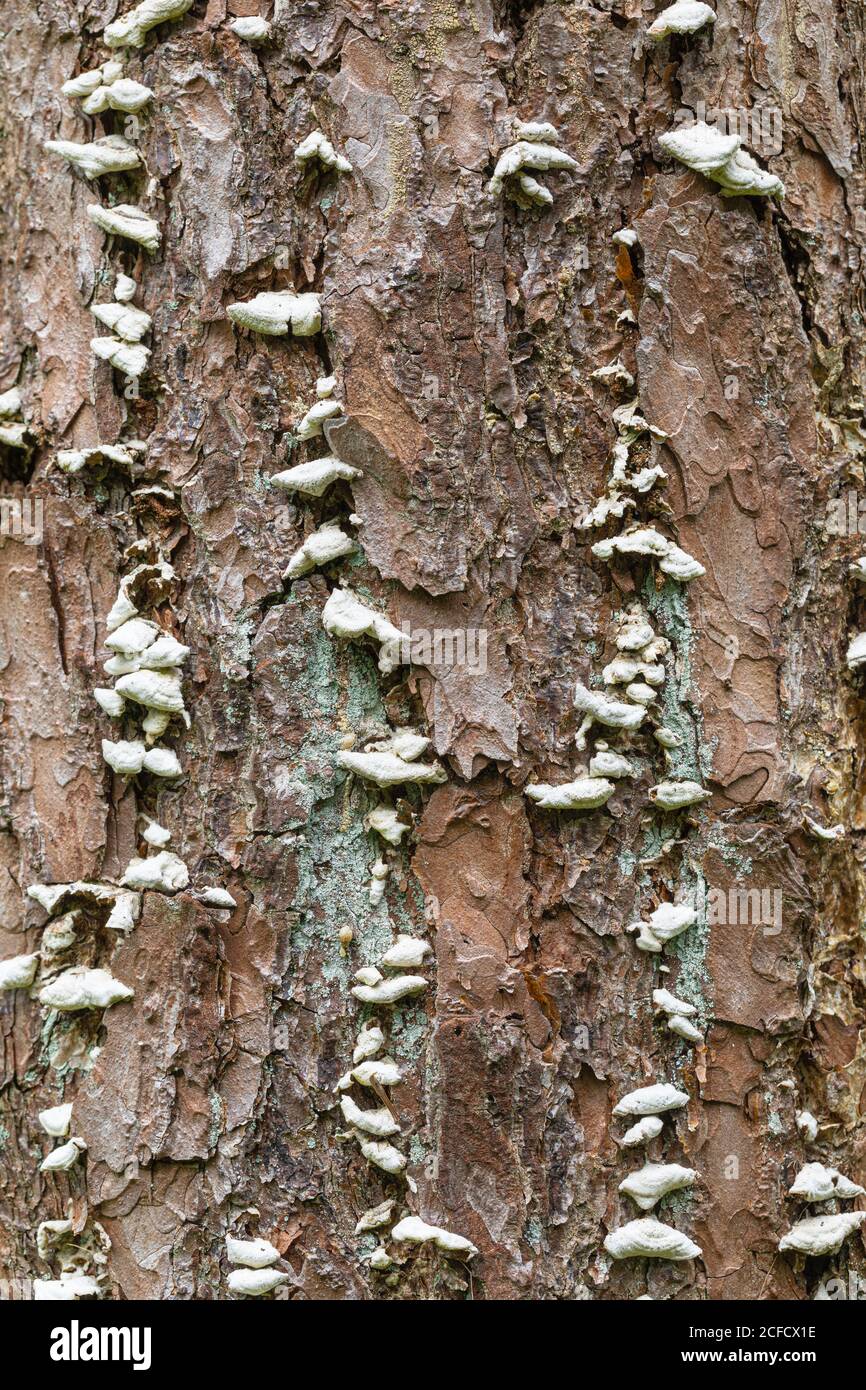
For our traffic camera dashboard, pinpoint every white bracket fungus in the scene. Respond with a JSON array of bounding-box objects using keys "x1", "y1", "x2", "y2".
[
  {"x1": 353, "y1": 1022, "x2": 384, "y2": 1064},
  {"x1": 658, "y1": 120, "x2": 784, "y2": 198},
  {"x1": 73, "y1": 68, "x2": 154, "y2": 115},
  {"x1": 612, "y1": 228, "x2": 638, "y2": 247},
  {"x1": 625, "y1": 682, "x2": 658, "y2": 706},
  {"x1": 637, "y1": 907, "x2": 692, "y2": 955},
  {"x1": 0, "y1": 422, "x2": 29, "y2": 449},
  {"x1": 778, "y1": 1212, "x2": 865, "y2": 1256},
  {"x1": 353, "y1": 1133, "x2": 406, "y2": 1174},
  {"x1": 619, "y1": 1161, "x2": 697, "y2": 1211},
  {"x1": 612, "y1": 400, "x2": 668, "y2": 440},
  {"x1": 295, "y1": 377, "x2": 344, "y2": 440},
  {"x1": 604, "y1": 1217, "x2": 701, "y2": 1260},
  {"x1": 138, "y1": 634, "x2": 189, "y2": 669},
  {"x1": 272, "y1": 455, "x2": 362, "y2": 496},
  {"x1": 390, "y1": 1216, "x2": 477, "y2": 1259},
  {"x1": 0, "y1": 389, "x2": 30, "y2": 449},
  {"x1": 322, "y1": 586, "x2": 406, "y2": 674},
  {"x1": 195, "y1": 886, "x2": 237, "y2": 910},
  {"x1": 573, "y1": 682, "x2": 646, "y2": 747},
  {"x1": 380, "y1": 935, "x2": 431, "y2": 970},
  {"x1": 229, "y1": 16, "x2": 271, "y2": 42},
  {"x1": 489, "y1": 119, "x2": 579, "y2": 206},
  {"x1": 45, "y1": 136, "x2": 141, "y2": 179},
  {"x1": 796, "y1": 1110, "x2": 819, "y2": 1142},
  {"x1": 0, "y1": 952, "x2": 39, "y2": 991},
  {"x1": 788, "y1": 1164, "x2": 865, "y2": 1202},
  {"x1": 143, "y1": 746, "x2": 182, "y2": 776},
  {"x1": 42, "y1": 912, "x2": 80, "y2": 956},
  {"x1": 653, "y1": 990, "x2": 697, "y2": 1019},
  {"x1": 619, "y1": 1115, "x2": 665, "y2": 1147},
  {"x1": 354, "y1": 966, "x2": 382, "y2": 987},
  {"x1": 617, "y1": 614, "x2": 656, "y2": 644},
  {"x1": 39, "y1": 967, "x2": 134, "y2": 1011},
  {"x1": 340, "y1": 1095, "x2": 400, "y2": 1137},
  {"x1": 846, "y1": 632, "x2": 866, "y2": 671},
  {"x1": 803, "y1": 815, "x2": 845, "y2": 841},
  {"x1": 648, "y1": 780, "x2": 711, "y2": 810},
  {"x1": 94, "y1": 687, "x2": 125, "y2": 718},
  {"x1": 628, "y1": 900, "x2": 697, "y2": 953},
  {"x1": 91, "y1": 299, "x2": 151, "y2": 343},
  {"x1": 592, "y1": 360, "x2": 635, "y2": 390},
  {"x1": 602, "y1": 658, "x2": 662, "y2": 688},
  {"x1": 524, "y1": 776, "x2": 615, "y2": 811},
  {"x1": 339, "y1": 748, "x2": 446, "y2": 787},
  {"x1": 141, "y1": 817, "x2": 171, "y2": 847},
  {"x1": 592, "y1": 526, "x2": 705, "y2": 581},
  {"x1": 62, "y1": 68, "x2": 110, "y2": 97},
  {"x1": 369, "y1": 857, "x2": 389, "y2": 906},
  {"x1": 369, "y1": 1247, "x2": 392, "y2": 1270},
  {"x1": 39, "y1": 1103, "x2": 74, "y2": 1137},
  {"x1": 668, "y1": 1015, "x2": 704, "y2": 1045},
  {"x1": 348, "y1": 1057, "x2": 403, "y2": 1089},
  {"x1": 105, "y1": 0, "x2": 193, "y2": 48},
  {"x1": 369, "y1": 731, "x2": 431, "y2": 761},
  {"x1": 227, "y1": 289, "x2": 321, "y2": 336},
  {"x1": 295, "y1": 130, "x2": 353, "y2": 175},
  {"x1": 285, "y1": 521, "x2": 355, "y2": 579},
  {"x1": 106, "y1": 616, "x2": 184, "y2": 662},
  {"x1": 654, "y1": 727, "x2": 682, "y2": 749},
  {"x1": 91, "y1": 336, "x2": 151, "y2": 379},
  {"x1": 105, "y1": 890, "x2": 141, "y2": 932},
  {"x1": 365, "y1": 805, "x2": 412, "y2": 845},
  {"x1": 120, "y1": 850, "x2": 190, "y2": 893},
  {"x1": 226, "y1": 1236, "x2": 279, "y2": 1268},
  {"x1": 34, "y1": 1274, "x2": 102, "y2": 1301},
  {"x1": 56, "y1": 440, "x2": 146, "y2": 475},
  {"x1": 28, "y1": 881, "x2": 118, "y2": 914},
  {"x1": 351, "y1": 974, "x2": 427, "y2": 1005},
  {"x1": 115, "y1": 669, "x2": 185, "y2": 713},
  {"x1": 87, "y1": 202, "x2": 161, "y2": 253},
  {"x1": 102, "y1": 737, "x2": 147, "y2": 775},
  {"x1": 648, "y1": 1, "x2": 715, "y2": 40},
  {"x1": 39, "y1": 1137, "x2": 87, "y2": 1173},
  {"x1": 613, "y1": 1083, "x2": 689, "y2": 1117},
  {"x1": 354, "y1": 1199, "x2": 395, "y2": 1234},
  {"x1": 227, "y1": 1268, "x2": 288, "y2": 1296}
]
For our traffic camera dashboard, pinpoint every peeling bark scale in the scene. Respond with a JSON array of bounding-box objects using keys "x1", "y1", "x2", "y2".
[{"x1": 1, "y1": 0, "x2": 865, "y2": 1304}]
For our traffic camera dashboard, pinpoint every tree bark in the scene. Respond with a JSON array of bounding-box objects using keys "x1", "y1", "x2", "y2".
[{"x1": 1, "y1": 0, "x2": 864, "y2": 1301}]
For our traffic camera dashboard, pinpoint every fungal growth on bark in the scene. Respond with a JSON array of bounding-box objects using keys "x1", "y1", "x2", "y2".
[
  {"x1": 62, "y1": 61, "x2": 153, "y2": 114},
  {"x1": 271, "y1": 455, "x2": 362, "y2": 496},
  {"x1": 0, "y1": 386, "x2": 29, "y2": 449},
  {"x1": 44, "y1": 136, "x2": 142, "y2": 179},
  {"x1": 228, "y1": 17, "x2": 271, "y2": 44},
  {"x1": 226, "y1": 289, "x2": 321, "y2": 336},
  {"x1": 604, "y1": 1218, "x2": 702, "y2": 1261},
  {"x1": 294, "y1": 131, "x2": 353, "y2": 175},
  {"x1": 489, "y1": 119, "x2": 579, "y2": 206},
  {"x1": 647, "y1": 1, "x2": 716, "y2": 40},
  {"x1": 524, "y1": 776, "x2": 616, "y2": 811},
  {"x1": 658, "y1": 120, "x2": 785, "y2": 198},
  {"x1": 104, "y1": 0, "x2": 193, "y2": 49},
  {"x1": 2, "y1": 0, "x2": 864, "y2": 1322},
  {"x1": 87, "y1": 202, "x2": 161, "y2": 252}
]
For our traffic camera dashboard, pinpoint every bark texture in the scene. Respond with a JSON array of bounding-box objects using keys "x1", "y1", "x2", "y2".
[{"x1": 1, "y1": 0, "x2": 865, "y2": 1301}]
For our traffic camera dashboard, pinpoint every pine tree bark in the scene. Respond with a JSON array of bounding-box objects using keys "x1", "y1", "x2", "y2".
[{"x1": 1, "y1": 0, "x2": 864, "y2": 1301}]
